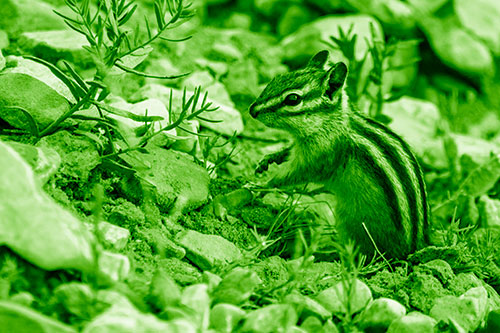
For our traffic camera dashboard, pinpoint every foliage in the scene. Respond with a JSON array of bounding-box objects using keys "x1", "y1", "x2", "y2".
[
  {"x1": 23, "y1": 0, "x2": 218, "y2": 161},
  {"x1": 325, "y1": 24, "x2": 420, "y2": 121}
]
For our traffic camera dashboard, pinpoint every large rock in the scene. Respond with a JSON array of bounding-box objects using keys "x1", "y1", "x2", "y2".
[
  {"x1": 175, "y1": 230, "x2": 242, "y2": 270},
  {"x1": 359, "y1": 298, "x2": 406, "y2": 332},
  {"x1": 6, "y1": 141, "x2": 61, "y2": 184},
  {"x1": 212, "y1": 268, "x2": 261, "y2": 305},
  {"x1": 417, "y1": 15, "x2": 494, "y2": 77},
  {"x1": 455, "y1": 0, "x2": 500, "y2": 55},
  {"x1": 0, "y1": 72, "x2": 71, "y2": 131},
  {"x1": 83, "y1": 296, "x2": 179, "y2": 333},
  {"x1": 120, "y1": 146, "x2": 209, "y2": 219},
  {"x1": 316, "y1": 279, "x2": 372, "y2": 315},
  {"x1": 3, "y1": 56, "x2": 76, "y2": 102},
  {"x1": 18, "y1": 30, "x2": 91, "y2": 67},
  {"x1": 383, "y1": 97, "x2": 443, "y2": 168},
  {"x1": 0, "y1": 140, "x2": 95, "y2": 271},
  {"x1": 478, "y1": 196, "x2": 500, "y2": 228},
  {"x1": 0, "y1": 0, "x2": 66, "y2": 37},
  {"x1": 429, "y1": 286, "x2": 488, "y2": 332},
  {"x1": 37, "y1": 130, "x2": 100, "y2": 182},
  {"x1": 241, "y1": 304, "x2": 297, "y2": 333},
  {"x1": 387, "y1": 311, "x2": 437, "y2": 332}
]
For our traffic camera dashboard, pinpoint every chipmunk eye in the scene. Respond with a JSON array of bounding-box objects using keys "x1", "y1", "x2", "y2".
[{"x1": 283, "y1": 93, "x2": 302, "y2": 106}]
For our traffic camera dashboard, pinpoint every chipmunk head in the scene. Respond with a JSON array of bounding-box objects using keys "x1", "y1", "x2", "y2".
[{"x1": 249, "y1": 50, "x2": 348, "y2": 136}]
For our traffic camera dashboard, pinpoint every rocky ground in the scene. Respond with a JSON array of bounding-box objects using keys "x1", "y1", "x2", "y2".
[{"x1": 1, "y1": 0, "x2": 500, "y2": 332}]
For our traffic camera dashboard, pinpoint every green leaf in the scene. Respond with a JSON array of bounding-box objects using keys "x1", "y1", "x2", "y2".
[
  {"x1": 23, "y1": 56, "x2": 86, "y2": 100},
  {"x1": 94, "y1": 102, "x2": 165, "y2": 122},
  {"x1": 154, "y1": 1, "x2": 164, "y2": 29},
  {"x1": 5, "y1": 107, "x2": 40, "y2": 138},
  {"x1": 459, "y1": 154, "x2": 500, "y2": 197},
  {"x1": 118, "y1": 4, "x2": 137, "y2": 25},
  {"x1": 62, "y1": 61, "x2": 89, "y2": 93}
]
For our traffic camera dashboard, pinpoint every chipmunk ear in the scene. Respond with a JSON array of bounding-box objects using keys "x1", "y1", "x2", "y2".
[
  {"x1": 307, "y1": 50, "x2": 329, "y2": 69},
  {"x1": 324, "y1": 62, "x2": 347, "y2": 100}
]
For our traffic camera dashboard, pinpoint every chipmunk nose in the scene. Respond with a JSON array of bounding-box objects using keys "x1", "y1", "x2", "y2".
[{"x1": 249, "y1": 103, "x2": 258, "y2": 118}]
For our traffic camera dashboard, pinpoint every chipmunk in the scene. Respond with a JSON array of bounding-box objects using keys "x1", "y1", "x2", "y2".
[{"x1": 249, "y1": 50, "x2": 428, "y2": 259}]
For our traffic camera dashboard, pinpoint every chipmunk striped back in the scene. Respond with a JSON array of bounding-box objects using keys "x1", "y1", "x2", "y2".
[{"x1": 249, "y1": 50, "x2": 428, "y2": 259}]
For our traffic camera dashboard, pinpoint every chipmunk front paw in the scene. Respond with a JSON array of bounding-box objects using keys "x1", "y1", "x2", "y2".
[{"x1": 255, "y1": 148, "x2": 291, "y2": 175}]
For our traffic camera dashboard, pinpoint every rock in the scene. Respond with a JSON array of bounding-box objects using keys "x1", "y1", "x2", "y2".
[
  {"x1": 159, "y1": 258, "x2": 202, "y2": 286},
  {"x1": 208, "y1": 43, "x2": 243, "y2": 62},
  {"x1": 300, "y1": 316, "x2": 324, "y2": 333},
  {"x1": 9, "y1": 292, "x2": 35, "y2": 307},
  {"x1": 137, "y1": 226, "x2": 186, "y2": 259},
  {"x1": 54, "y1": 283, "x2": 95, "y2": 319},
  {"x1": 455, "y1": 0, "x2": 500, "y2": 55},
  {"x1": 241, "y1": 304, "x2": 297, "y2": 333},
  {"x1": 316, "y1": 279, "x2": 372, "y2": 315},
  {"x1": 0, "y1": 300, "x2": 76, "y2": 333},
  {"x1": 281, "y1": 15, "x2": 384, "y2": 67},
  {"x1": 417, "y1": 15, "x2": 494, "y2": 77},
  {"x1": 387, "y1": 311, "x2": 437, "y2": 333},
  {"x1": 253, "y1": 0, "x2": 282, "y2": 17},
  {"x1": 0, "y1": 30, "x2": 9, "y2": 49},
  {"x1": 202, "y1": 271, "x2": 222, "y2": 291},
  {"x1": 97, "y1": 251, "x2": 130, "y2": 285},
  {"x1": 0, "y1": 140, "x2": 95, "y2": 271},
  {"x1": 406, "y1": 0, "x2": 448, "y2": 15},
  {"x1": 180, "y1": 284, "x2": 210, "y2": 330},
  {"x1": 213, "y1": 189, "x2": 254, "y2": 219},
  {"x1": 132, "y1": 84, "x2": 244, "y2": 136},
  {"x1": 182, "y1": 71, "x2": 234, "y2": 110},
  {"x1": 478, "y1": 196, "x2": 500, "y2": 228},
  {"x1": 0, "y1": 0, "x2": 66, "y2": 37},
  {"x1": 97, "y1": 222, "x2": 130, "y2": 251},
  {"x1": 83, "y1": 297, "x2": 174, "y2": 333},
  {"x1": 305, "y1": 0, "x2": 347, "y2": 12},
  {"x1": 414, "y1": 259, "x2": 455, "y2": 286},
  {"x1": 323, "y1": 319, "x2": 340, "y2": 333},
  {"x1": 453, "y1": 136, "x2": 500, "y2": 168},
  {"x1": 383, "y1": 97, "x2": 444, "y2": 169},
  {"x1": 18, "y1": 30, "x2": 91, "y2": 67},
  {"x1": 3, "y1": 56, "x2": 76, "y2": 103},
  {"x1": 346, "y1": 0, "x2": 416, "y2": 36},
  {"x1": 212, "y1": 268, "x2": 262, "y2": 305},
  {"x1": 0, "y1": 71, "x2": 71, "y2": 130},
  {"x1": 429, "y1": 286, "x2": 488, "y2": 332},
  {"x1": 405, "y1": 272, "x2": 448, "y2": 313},
  {"x1": 210, "y1": 303, "x2": 246, "y2": 333},
  {"x1": 359, "y1": 298, "x2": 406, "y2": 332},
  {"x1": 0, "y1": 50, "x2": 5, "y2": 71},
  {"x1": 148, "y1": 268, "x2": 182, "y2": 310},
  {"x1": 107, "y1": 97, "x2": 176, "y2": 145},
  {"x1": 6, "y1": 141, "x2": 61, "y2": 184},
  {"x1": 223, "y1": 60, "x2": 260, "y2": 100},
  {"x1": 37, "y1": 131, "x2": 100, "y2": 182},
  {"x1": 285, "y1": 291, "x2": 331, "y2": 321},
  {"x1": 119, "y1": 146, "x2": 209, "y2": 219},
  {"x1": 224, "y1": 12, "x2": 252, "y2": 30},
  {"x1": 251, "y1": 256, "x2": 290, "y2": 290},
  {"x1": 277, "y1": 4, "x2": 314, "y2": 37},
  {"x1": 176, "y1": 230, "x2": 242, "y2": 270}
]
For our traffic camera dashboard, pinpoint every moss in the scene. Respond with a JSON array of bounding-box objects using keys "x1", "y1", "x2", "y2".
[{"x1": 180, "y1": 206, "x2": 254, "y2": 249}]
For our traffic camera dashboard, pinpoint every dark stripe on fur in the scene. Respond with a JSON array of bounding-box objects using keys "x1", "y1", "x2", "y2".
[
  {"x1": 352, "y1": 137, "x2": 404, "y2": 232},
  {"x1": 359, "y1": 114, "x2": 428, "y2": 248}
]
